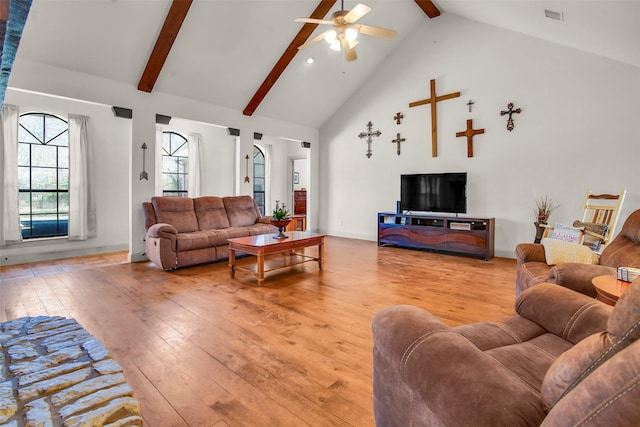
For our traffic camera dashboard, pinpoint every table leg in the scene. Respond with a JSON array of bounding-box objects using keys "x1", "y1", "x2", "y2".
[
  {"x1": 228, "y1": 247, "x2": 235, "y2": 278},
  {"x1": 257, "y1": 253, "x2": 265, "y2": 286},
  {"x1": 318, "y1": 238, "x2": 324, "y2": 269}
]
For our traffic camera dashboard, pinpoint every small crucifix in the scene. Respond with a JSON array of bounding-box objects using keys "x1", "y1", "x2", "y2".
[
  {"x1": 409, "y1": 78, "x2": 461, "y2": 157},
  {"x1": 466, "y1": 99, "x2": 474, "y2": 112},
  {"x1": 394, "y1": 112, "x2": 404, "y2": 125},
  {"x1": 500, "y1": 102, "x2": 522, "y2": 132},
  {"x1": 455, "y1": 119, "x2": 485, "y2": 157},
  {"x1": 358, "y1": 121, "x2": 381, "y2": 158},
  {"x1": 391, "y1": 133, "x2": 406, "y2": 156}
]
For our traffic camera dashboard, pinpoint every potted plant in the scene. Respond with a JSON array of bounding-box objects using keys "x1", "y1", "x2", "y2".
[
  {"x1": 271, "y1": 201, "x2": 291, "y2": 239},
  {"x1": 533, "y1": 195, "x2": 559, "y2": 243}
]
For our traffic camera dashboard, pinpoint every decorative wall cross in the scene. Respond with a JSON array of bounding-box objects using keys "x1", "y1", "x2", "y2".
[
  {"x1": 358, "y1": 121, "x2": 381, "y2": 158},
  {"x1": 391, "y1": 133, "x2": 406, "y2": 156},
  {"x1": 466, "y1": 99, "x2": 474, "y2": 112},
  {"x1": 455, "y1": 119, "x2": 485, "y2": 157},
  {"x1": 394, "y1": 112, "x2": 404, "y2": 125},
  {"x1": 500, "y1": 102, "x2": 522, "y2": 131},
  {"x1": 409, "y1": 78, "x2": 461, "y2": 157}
]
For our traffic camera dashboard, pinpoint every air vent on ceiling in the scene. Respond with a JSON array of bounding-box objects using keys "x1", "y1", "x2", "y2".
[{"x1": 544, "y1": 9, "x2": 563, "y2": 21}]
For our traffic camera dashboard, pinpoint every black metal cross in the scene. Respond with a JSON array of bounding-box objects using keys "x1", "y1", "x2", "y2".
[
  {"x1": 394, "y1": 112, "x2": 404, "y2": 125},
  {"x1": 358, "y1": 121, "x2": 381, "y2": 158},
  {"x1": 391, "y1": 133, "x2": 406, "y2": 156},
  {"x1": 466, "y1": 99, "x2": 474, "y2": 112},
  {"x1": 500, "y1": 102, "x2": 522, "y2": 131}
]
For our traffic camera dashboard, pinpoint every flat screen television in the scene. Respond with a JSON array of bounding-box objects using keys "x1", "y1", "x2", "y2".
[{"x1": 400, "y1": 173, "x2": 467, "y2": 214}]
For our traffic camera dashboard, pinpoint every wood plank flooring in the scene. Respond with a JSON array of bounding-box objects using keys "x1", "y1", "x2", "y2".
[{"x1": 0, "y1": 237, "x2": 518, "y2": 426}]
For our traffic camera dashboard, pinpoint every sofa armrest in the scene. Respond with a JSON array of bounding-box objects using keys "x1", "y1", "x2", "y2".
[
  {"x1": 147, "y1": 223, "x2": 178, "y2": 250},
  {"x1": 372, "y1": 305, "x2": 547, "y2": 426},
  {"x1": 516, "y1": 283, "x2": 612, "y2": 343},
  {"x1": 256, "y1": 216, "x2": 272, "y2": 224},
  {"x1": 548, "y1": 263, "x2": 616, "y2": 297},
  {"x1": 515, "y1": 243, "x2": 546, "y2": 267}
]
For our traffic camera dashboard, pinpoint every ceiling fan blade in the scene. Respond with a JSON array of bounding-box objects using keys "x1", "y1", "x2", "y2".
[
  {"x1": 341, "y1": 36, "x2": 357, "y2": 61},
  {"x1": 294, "y1": 18, "x2": 335, "y2": 26},
  {"x1": 344, "y1": 3, "x2": 371, "y2": 23},
  {"x1": 298, "y1": 31, "x2": 330, "y2": 50},
  {"x1": 356, "y1": 24, "x2": 397, "y2": 39}
]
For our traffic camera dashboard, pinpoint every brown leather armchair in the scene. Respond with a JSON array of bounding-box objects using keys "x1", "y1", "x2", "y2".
[
  {"x1": 515, "y1": 209, "x2": 640, "y2": 298},
  {"x1": 372, "y1": 280, "x2": 640, "y2": 426}
]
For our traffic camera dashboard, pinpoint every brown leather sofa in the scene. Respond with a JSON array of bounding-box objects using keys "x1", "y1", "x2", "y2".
[
  {"x1": 515, "y1": 208, "x2": 640, "y2": 298},
  {"x1": 142, "y1": 195, "x2": 275, "y2": 270},
  {"x1": 372, "y1": 279, "x2": 640, "y2": 426}
]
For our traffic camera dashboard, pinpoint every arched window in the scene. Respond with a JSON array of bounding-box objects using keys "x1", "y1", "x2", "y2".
[
  {"x1": 162, "y1": 131, "x2": 188, "y2": 197},
  {"x1": 253, "y1": 145, "x2": 265, "y2": 215},
  {"x1": 18, "y1": 113, "x2": 69, "y2": 239}
]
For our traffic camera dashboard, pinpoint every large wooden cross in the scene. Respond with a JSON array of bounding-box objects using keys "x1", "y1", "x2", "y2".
[
  {"x1": 409, "y1": 79, "x2": 461, "y2": 157},
  {"x1": 455, "y1": 119, "x2": 484, "y2": 157}
]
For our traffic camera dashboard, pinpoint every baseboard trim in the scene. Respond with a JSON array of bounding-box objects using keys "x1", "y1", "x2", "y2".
[{"x1": 1, "y1": 244, "x2": 128, "y2": 266}]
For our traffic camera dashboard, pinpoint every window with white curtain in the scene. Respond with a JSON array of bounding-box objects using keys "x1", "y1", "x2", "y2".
[
  {"x1": 162, "y1": 131, "x2": 188, "y2": 197},
  {"x1": 17, "y1": 113, "x2": 69, "y2": 239},
  {"x1": 253, "y1": 145, "x2": 265, "y2": 215}
]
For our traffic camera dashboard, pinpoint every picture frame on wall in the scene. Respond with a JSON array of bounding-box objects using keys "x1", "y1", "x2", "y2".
[{"x1": 293, "y1": 172, "x2": 299, "y2": 184}]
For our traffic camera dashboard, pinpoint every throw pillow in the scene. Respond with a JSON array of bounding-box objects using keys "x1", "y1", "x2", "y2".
[
  {"x1": 550, "y1": 223, "x2": 584, "y2": 244},
  {"x1": 573, "y1": 220, "x2": 608, "y2": 251},
  {"x1": 541, "y1": 238, "x2": 596, "y2": 265}
]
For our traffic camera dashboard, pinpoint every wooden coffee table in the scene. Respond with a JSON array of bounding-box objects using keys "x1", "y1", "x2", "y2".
[
  {"x1": 592, "y1": 275, "x2": 631, "y2": 306},
  {"x1": 228, "y1": 231, "x2": 325, "y2": 286}
]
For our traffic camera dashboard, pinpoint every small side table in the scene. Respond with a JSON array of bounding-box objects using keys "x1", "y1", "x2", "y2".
[{"x1": 592, "y1": 275, "x2": 631, "y2": 306}]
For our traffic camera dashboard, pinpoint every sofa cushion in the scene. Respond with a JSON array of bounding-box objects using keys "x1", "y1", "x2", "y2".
[
  {"x1": 541, "y1": 279, "x2": 640, "y2": 410},
  {"x1": 541, "y1": 339, "x2": 640, "y2": 426},
  {"x1": 151, "y1": 197, "x2": 199, "y2": 233},
  {"x1": 194, "y1": 196, "x2": 230, "y2": 230},
  {"x1": 223, "y1": 196, "x2": 260, "y2": 227},
  {"x1": 176, "y1": 231, "x2": 211, "y2": 251}
]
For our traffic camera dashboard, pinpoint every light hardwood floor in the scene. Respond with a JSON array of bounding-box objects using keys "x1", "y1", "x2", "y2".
[{"x1": 0, "y1": 237, "x2": 517, "y2": 426}]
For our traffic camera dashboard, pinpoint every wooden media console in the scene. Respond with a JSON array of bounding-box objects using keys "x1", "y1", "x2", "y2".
[{"x1": 378, "y1": 212, "x2": 495, "y2": 260}]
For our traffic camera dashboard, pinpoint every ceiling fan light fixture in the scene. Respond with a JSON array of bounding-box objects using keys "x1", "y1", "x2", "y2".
[
  {"x1": 324, "y1": 30, "x2": 337, "y2": 43},
  {"x1": 345, "y1": 27, "x2": 358, "y2": 42},
  {"x1": 329, "y1": 39, "x2": 341, "y2": 51}
]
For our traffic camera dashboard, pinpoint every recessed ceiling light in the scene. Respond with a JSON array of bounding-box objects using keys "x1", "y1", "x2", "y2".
[
  {"x1": 305, "y1": 57, "x2": 314, "y2": 64},
  {"x1": 544, "y1": 9, "x2": 563, "y2": 21}
]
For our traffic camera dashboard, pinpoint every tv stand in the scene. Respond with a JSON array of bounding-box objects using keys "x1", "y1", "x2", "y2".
[{"x1": 378, "y1": 212, "x2": 495, "y2": 260}]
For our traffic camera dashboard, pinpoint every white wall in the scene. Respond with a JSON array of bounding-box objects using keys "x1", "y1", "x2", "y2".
[{"x1": 318, "y1": 14, "x2": 640, "y2": 258}]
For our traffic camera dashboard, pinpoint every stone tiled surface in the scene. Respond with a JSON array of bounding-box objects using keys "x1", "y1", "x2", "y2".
[{"x1": 0, "y1": 316, "x2": 141, "y2": 426}]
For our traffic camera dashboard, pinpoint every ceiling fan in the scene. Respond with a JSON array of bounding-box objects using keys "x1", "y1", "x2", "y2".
[{"x1": 295, "y1": 1, "x2": 397, "y2": 62}]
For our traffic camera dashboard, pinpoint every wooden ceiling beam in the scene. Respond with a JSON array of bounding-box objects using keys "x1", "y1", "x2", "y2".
[
  {"x1": 414, "y1": 0, "x2": 441, "y2": 19},
  {"x1": 138, "y1": 0, "x2": 193, "y2": 93},
  {"x1": 243, "y1": 0, "x2": 337, "y2": 117}
]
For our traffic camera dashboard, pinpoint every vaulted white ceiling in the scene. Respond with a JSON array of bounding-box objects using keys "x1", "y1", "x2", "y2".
[{"x1": 14, "y1": 0, "x2": 640, "y2": 129}]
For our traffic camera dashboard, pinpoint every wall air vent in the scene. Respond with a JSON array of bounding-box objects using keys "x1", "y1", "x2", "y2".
[{"x1": 544, "y1": 9, "x2": 563, "y2": 21}]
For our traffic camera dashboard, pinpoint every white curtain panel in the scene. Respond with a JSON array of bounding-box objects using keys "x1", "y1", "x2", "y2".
[
  {"x1": 0, "y1": 104, "x2": 22, "y2": 246},
  {"x1": 68, "y1": 114, "x2": 96, "y2": 241},
  {"x1": 187, "y1": 132, "x2": 202, "y2": 197},
  {"x1": 155, "y1": 126, "x2": 163, "y2": 196},
  {"x1": 264, "y1": 144, "x2": 273, "y2": 215}
]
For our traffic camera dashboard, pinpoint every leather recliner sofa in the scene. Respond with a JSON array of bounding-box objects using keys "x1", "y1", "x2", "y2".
[
  {"x1": 142, "y1": 195, "x2": 275, "y2": 270},
  {"x1": 372, "y1": 279, "x2": 640, "y2": 426}
]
